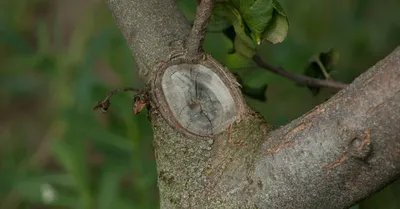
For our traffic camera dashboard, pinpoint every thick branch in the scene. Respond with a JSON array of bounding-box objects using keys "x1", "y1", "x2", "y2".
[
  {"x1": 253, "y1": 46, "x2": 400, "y2": 208},
  {"x1": 104, "y1": 0, "x2": 191, "y2": 83},
  {"x1": 103, "y1": 1, "x2": 400, "y2": 208},
  {"x1": 253, "y1": 55, "x2": 348, "y2": 89}
]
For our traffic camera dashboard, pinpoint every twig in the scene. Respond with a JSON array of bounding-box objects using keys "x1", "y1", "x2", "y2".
[
  {"x1": 186, "y1": 0, "x2": 215, "y2": 57},
  {"x1": 93, "y1": 87, "x2": 140, "y2": 113},
  {"x1": 253, "y1": 55, "x2": 348, "y2": 89},
  {"x1": 315, "y1": 58, "x2": 332, "y2": 80}
]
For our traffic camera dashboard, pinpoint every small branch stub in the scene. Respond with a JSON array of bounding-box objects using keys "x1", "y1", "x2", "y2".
[
  {"x1": 151, "y1": 55, "x2": 245, "y2": 137},
  {"x1": 93, "y1": 87, "x2": 149, "y2": 115}
]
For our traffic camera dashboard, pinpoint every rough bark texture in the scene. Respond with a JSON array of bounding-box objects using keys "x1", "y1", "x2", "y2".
[
  {"x1": 253, "y1": 50, "x2": 400, "y2": 208},
  {"x1": 104, "y1": 0, "x2": 190, "y2": 84},
  {"x1": 103, "y1": 0, "x2": 400, "y2": 208}
]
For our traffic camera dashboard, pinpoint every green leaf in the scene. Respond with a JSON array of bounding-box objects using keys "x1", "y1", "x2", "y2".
[
  {"x1": 234, "y1": 0, "x2": 274, "y2": 45},
  {"x1": 234, "y1": 36, "x2": 256, "y2": 58},
  {"x1": 306, "y1": 48, "x2": 340, "y2": 79},
  {"x1": 261, "y1": 10, "x2": 289, "y2": 44},
  {"x1": 214, "y1": 2, "x2": 255, "y2": 48},
  {"x1": 272, "y1": 0, "x2": 286, "y2": 17},
  {"x1": 213, "y1": 0, "x2": 289, "y2": 56},
  {"x1": 319, "y1": 48, "x2": 340, "y2": 70},
  {"x1": 304, "y1": 48, "x2": 340, "y2": 95},
  {"x1": 208, "y1": 14, "x2": 233, "y2": 32}
]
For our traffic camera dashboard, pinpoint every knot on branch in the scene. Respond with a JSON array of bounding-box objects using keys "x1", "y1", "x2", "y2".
[
  {"x1": 327, "y1": 128, "x2": 373, "y2": 170},
  {"x1": 349, "y1": 128, "x2": 372, "y2": 160}
]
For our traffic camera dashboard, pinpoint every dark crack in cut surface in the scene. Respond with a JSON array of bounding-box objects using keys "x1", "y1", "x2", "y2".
[{"x1": 161, "y1": 64, "x2": 237, "y2": 136}]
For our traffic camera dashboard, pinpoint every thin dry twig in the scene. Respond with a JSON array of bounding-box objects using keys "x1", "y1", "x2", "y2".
[
  {"x1": 253, "y1": 55, "x2": 348, "y2": 89},
  {"x1": 93, "y1": 87, "x2": 140, "y2": 113},
  {"x1": 186, "y1": 0, "x2": 215, "y2": 57}
]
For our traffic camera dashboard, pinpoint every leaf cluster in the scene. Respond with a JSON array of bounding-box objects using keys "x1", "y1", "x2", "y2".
[{"x1": 211, "y1": 0, "x2": 289, "y2": 58}]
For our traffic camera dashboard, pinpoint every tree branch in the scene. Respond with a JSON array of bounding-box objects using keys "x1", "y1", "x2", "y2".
[
  {"x1": 186, "y1": 0, "x2": 215, "y2": 57},
  {"x1": 253, "y1": 46, "x2": 400, "y2": 208},
  {"x1": 253, "y1": 55, "x2": 348, "y2": 89},
  {"x1": 104, "y1": 0, "x2": 191, "y2": 83},
  {"x1": 103, "y1": 0, "x2": 400, "y2": 208}
]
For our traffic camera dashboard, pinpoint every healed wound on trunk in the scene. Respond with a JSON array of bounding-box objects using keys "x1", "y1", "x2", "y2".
[{"x1": 155, "y1": 61, "x2": 239, "y2": 137}]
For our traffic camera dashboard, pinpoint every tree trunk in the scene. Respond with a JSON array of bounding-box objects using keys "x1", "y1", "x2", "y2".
[{"x1": 103, "y1": 0, "x2": 400, "y2": 208}]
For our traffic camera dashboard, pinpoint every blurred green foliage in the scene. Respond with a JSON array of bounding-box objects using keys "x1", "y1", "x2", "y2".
[
  {"x1": 0, "y1": 0, "x2": 399, "y2": 208},
  {"x1": 212, "y1": 0, "x2": 289, "y2": 58}
]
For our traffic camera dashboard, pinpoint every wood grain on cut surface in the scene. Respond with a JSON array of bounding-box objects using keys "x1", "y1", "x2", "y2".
[{"x1": 161, "y1": 64, "x2": 237, "y2": 136}]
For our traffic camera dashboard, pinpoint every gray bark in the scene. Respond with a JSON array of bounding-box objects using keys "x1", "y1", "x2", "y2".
[
  {"x1": 104, "y1": 0, "x2": 190, "y2": 84},
  {"x1": 103, "y1": 0, "x2": 400, "y2": 208}
]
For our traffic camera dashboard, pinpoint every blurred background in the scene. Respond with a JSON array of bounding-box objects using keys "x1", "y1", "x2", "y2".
[{"x1": 0, "y1": 0, "x2": 399, "y2": 208}]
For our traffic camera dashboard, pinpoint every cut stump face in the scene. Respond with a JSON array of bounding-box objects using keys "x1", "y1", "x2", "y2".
[{"x1": 161, "y1": 64, "x2": 237, "y2": 136}]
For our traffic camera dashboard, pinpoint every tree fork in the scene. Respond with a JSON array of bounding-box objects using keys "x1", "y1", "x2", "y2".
[{"x1": 103, "y1": 0, "x2": 400, "y2": 208}]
